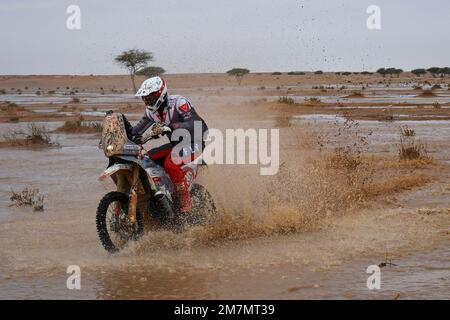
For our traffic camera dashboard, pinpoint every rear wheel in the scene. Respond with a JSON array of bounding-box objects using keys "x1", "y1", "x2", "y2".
[
  {"x1": 183, "y1": 183, "x2": 217, "y2": 226},
  {"x1": 96, "y1": 191, "x2": 144, "y2": 253}
]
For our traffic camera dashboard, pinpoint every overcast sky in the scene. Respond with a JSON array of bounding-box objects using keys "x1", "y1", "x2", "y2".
[{"x1": 0, "y1": 0, "x2": 449, "y2": 74}]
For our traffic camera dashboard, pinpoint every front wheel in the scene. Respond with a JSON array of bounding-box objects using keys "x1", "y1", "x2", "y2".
[{"x1": 96, "y1": 191, "x2": 144, "y2": 253}]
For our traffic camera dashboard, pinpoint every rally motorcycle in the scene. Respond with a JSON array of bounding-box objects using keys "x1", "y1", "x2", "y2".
[{"x1": 96, "y1": 111, "x2": 216, "y2": 253}]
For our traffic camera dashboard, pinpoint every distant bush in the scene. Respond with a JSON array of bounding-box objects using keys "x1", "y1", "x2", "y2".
[
  {"x1": 314, "y1": 70, "x2": 323, "y2": 75},
  {"x1": 71, "y1": 97, "x2": 80, "y2": 103},
  {"x1": 287, "y1": 71, "x2": 305, "y2": 75},
  {"x1": 272, "y1": 72, "x2": 282, "y2": 75}
]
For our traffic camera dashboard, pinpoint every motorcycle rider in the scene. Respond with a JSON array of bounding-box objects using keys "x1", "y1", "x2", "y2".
[{"x1": 129, "y1": 76, "x2": 208, "y2": 213}]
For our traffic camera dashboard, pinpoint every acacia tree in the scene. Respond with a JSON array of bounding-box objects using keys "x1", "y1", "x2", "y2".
[
  {"x1": 226, "y1": 68, "x2": 250, "y2": 85},
  {"x1": 376, "y1": 68, "x2": 387, "y2": 78},
  {"x1": 115, "y1": 49, "x2": 153, "y2": 92},
  {"x1": 136, "y1": 66, "x2": 166, "y2": 77},
  {"x1": 411, "y1": 68, "x2": 427, "y2": 77}
]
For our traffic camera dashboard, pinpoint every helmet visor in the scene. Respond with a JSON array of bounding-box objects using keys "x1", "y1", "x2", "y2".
[{"x1": 142, "y1": 91, "x2": 161, "y2": 106}]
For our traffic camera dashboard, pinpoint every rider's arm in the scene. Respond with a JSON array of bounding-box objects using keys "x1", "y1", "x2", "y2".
[{"x1": 131, "y1": 113, "x2": 155, "y2": 138}]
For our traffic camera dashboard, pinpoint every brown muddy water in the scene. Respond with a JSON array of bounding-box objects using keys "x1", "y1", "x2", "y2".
[{"x1": 0, "y1": 106, "x2": 449, "y2": 299}]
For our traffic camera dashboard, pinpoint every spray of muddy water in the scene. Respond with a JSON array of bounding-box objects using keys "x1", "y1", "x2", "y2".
[{"x1": 122, "y1": 121, "x2": 376, "y2": 257}]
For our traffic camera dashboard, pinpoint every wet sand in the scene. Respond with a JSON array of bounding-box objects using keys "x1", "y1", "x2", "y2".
[{"x1": 0, "y1": 74, "x2": 449, "y2": 299}]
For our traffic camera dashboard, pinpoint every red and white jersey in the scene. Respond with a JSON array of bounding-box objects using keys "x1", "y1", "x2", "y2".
[{"x1": 132, "y1": 95, "x2": 208, "y2": 147}]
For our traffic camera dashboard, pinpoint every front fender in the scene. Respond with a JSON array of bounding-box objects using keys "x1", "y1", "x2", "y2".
[{"x1": 98, "y1": 163, "x2": 133, "y2": 181}]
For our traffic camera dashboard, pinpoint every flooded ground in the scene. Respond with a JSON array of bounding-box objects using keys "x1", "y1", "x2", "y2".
[{"x1": 0, "y1": 74, "x2": 449, "y2": 299}]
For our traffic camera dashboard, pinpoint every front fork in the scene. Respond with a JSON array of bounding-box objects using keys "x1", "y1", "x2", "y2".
[
  {"x1": 127, "y1": 161, "x2": 158, "y2": 224},
  {"x1": 127, "y1": 164, "x2": 140, "y2": 224}
]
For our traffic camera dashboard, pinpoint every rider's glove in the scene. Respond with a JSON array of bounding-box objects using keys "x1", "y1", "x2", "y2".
[
  {"x1": 132, "y1": 135, "x2": 144, "y2": 144},
  {"x1": 150, "y1": 123, "x2": 171, "y2": 137},
  {"x1": 161, "y1": 125, "x2": 172, "y2": 136}
]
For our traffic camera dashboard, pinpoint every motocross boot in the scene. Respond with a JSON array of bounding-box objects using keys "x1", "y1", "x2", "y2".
[{"x1": 175, "y1": 182, "x2": 192, "y2": 213}]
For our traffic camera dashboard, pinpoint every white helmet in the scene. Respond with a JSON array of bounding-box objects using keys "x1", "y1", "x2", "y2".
[{"x1": 135, "y1": 76, "x2": 168, "y2": 112}]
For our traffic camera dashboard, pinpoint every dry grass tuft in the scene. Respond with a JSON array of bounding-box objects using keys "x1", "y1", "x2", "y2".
[
  {"x1": 0, "y1": 123, "x2": 58, "y2": 148},
  {"x1": 10, "y1": 187, "x2": 44, "y2": 211},
  {"x1": 55, "y1": 116, "x2": 102, "y2": 134}
]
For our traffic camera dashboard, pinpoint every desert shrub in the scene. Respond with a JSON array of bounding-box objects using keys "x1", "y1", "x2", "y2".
[
  {"x1": 400, "y1": 125, "x2": 415, "y2": 137},
  {"x1": 71, "y1": 97, "x2": 80, "y2": 103},
  {"x1": 346, "y1": 91, "x2": 364, "y2": 98},
  {"x1": 417, "y1": 89, "x2": 436, "y2": 97},
  {"x1": 9, "y1": 117, "x2": 19, "y2": 123},
  {"x1": 272, "y1": 72, "x2": 282, "y2": 75},
  {"x1": 314, "y1": 70, "x2": 323, "y2": 75},
  {"x1": 305, "y1": 97, "x2": 321, "y2": 103},
  {"x1": 278, "y1": 96, "x2": 295, "y2": 104},
  {"x1": 432, "y1": 101, "x2": 441, "y2": 109},
  {"x1": 431, "y1": 84, "x2": 441, "y2": 90},
  {"x1": 35, "y1": 90, "x2": 41, "y2": 95},
  {"x1": 10, "y1": 187, "x2": 44, "y2": 211},
  {"x1": 1, "y1": 101, "x2": 25, "y2": 112},
  {"x1": 398, "y1": 128, "x2": 429, "y2": 161}
]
